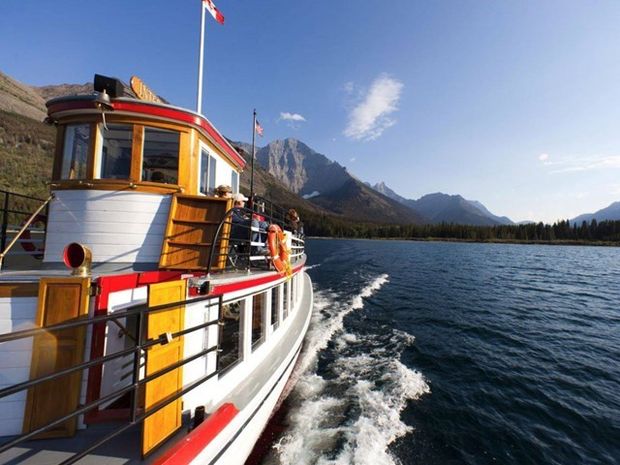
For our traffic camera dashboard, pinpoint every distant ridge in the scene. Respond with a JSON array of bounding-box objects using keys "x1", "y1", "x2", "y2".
[
  {"x1": 0, "y1": 71, "x2": 92, "y2": 121},
  {"x1": 371, "y1": 182, "x2": 514, "y2": 226},
  {"x1": 571, "y1": 201, "x2": 620, "y2": 224},
  {"x1": 248, "y1": 138, "x2": 426, "y2": 224},
  {"x1": 0, "y1": 71, "x2": 47, "y2": 120}
]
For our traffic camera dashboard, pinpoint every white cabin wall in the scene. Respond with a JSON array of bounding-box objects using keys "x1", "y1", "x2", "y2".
[
  {"x1": 0, "y1": 296, "x2": 36, "y2": 436},
  {"x1": 44, "y1": 190, "x2": 171, "y2": 264},
  {"x1": 182, "y1": 299, "x2": 219, "y2": 414}
]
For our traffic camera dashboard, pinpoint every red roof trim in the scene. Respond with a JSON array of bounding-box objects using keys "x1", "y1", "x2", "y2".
[
  {"x1": 47, "y1": 99, "x2": 246, "y2": 170},
  {"x1": 152, "y1": 403, "x2": 239, "y2": 465}
]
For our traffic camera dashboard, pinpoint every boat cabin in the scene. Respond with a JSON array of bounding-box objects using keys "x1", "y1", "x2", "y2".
[{"x1": 42, "y1": 74, "x2": 247, "y2": 270}]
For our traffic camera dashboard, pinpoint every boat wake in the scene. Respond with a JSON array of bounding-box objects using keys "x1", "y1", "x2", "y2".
[{"x1": 264, "y1": 274, "x2": 430, "y2": 465}]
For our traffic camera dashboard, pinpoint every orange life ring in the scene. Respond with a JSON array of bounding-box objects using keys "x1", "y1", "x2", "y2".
[
  {"x1": 20, "y1": 214, "x2": 46, "y2": 260},
  {"x1": 267, "y1": 224, "x2": 291, "y2": 276}
]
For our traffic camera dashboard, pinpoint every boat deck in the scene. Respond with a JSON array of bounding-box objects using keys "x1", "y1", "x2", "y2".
[
  {"x1": 0, "y1": 417, "x2": 190, "y2": 465},
  {"x1": 0, "y1": 272, "x2": 312, "y2": 465}
]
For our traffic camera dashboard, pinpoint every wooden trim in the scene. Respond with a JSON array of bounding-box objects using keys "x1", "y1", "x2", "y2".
[
  {"x1": 56, "y1": 115, "x2": 191, "y2": 135},
  {"x1": 47, "y1": 98, "x2": 245, "y2": 169},
  {"x1": 52, "y1": 125, "x2": 66, "y2": 180},
  {"x1": 0, "y1": 282, "x2": 39, "y2": 298},
  {"x1": 177, "y1": 131, "x2": 191, "y2": 189},
  {"x1": 90, "y1": 122, "x2": 103, "y2": 179},
  {"x1": 142, "y1": 279, "x2": 186, "y2": 455},
  {"x1": 49, "y1": 179, "x2": 182, "y2": 195},
  {"x1": 23, "y1": 277, "x2": 91, "y2": 438},
  {"x1": 131, "y1": 124, "x2": 145, "y2": 181}
]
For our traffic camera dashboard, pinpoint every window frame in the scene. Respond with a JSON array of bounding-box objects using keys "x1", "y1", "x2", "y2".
[
  {"x1": 54, "y1": 119, "x2": 187, "y2": 187},
  {"x1": 199, "y1": 145, "x2": 218, "y2": 195}
]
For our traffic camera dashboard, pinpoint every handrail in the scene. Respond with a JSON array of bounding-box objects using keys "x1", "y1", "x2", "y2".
[
  {"x1": 205, "y1": 201, "x2": 306, "y2": 275},
  {"x1": 0, "y1": 291, "x2": 225, "y2": 463},
  {"x1": 0, "y1": 194, "x2": 53, "y2": 270}
]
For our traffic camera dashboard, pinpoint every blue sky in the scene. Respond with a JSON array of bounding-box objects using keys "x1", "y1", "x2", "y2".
[{"x1": 2, "y1": 0, "x2": 620, "y2": 223}]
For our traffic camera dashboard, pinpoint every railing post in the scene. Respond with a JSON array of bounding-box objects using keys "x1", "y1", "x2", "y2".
[
  {"x1": 1, "y1": 192, "x2": 9, "y2": 252},
  {"x1": 131, "y1": 311, "x2": 145, "y2": 422}
]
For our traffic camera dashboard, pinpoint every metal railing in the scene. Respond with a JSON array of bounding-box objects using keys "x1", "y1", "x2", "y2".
[
  {"x1": 0, "y1": 291, "x2": 225, "y2": 464},
  {"x1": 0, "y1": 189, "x2": 51, "y2": 270},
  {"x1": 205, "y1": 195, "x2": 306, "y2": 275}
]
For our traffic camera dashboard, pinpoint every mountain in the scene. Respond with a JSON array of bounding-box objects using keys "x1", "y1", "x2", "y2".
[
  {"x1": 571, "y1": 201, "x2": 620, "y2": 224},
  {"x1": 372, "y1": 181, "x2": 408, "y2": 204},
  {"x1": 255, "y1": 139, "x2": 350, "y2": 198},
  {"x1": 251, "y1": 139, "x2": 426, "y2": 224},
  {"x1": 371, "y1": 181, "x2": 514, "y2": 226},
  {"x1": 467, "y1": 200, "x2": 514, "y2": 225},
  {"x1": 0, "y1": 71, "x2": 92, "y2": 121},
  {"x1": 36, "y1": 83, "x2": 92, "y2": 101},
  {"x1": 0, "y1": 72, "x2": 47, "y2": 121}
]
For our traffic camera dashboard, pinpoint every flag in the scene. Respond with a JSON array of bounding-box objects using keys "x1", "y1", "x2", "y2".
[
  {"x1": 255, "y1": 119, "x2": 264, "y2": 137},
  {"x1": 203, "y1": 0, "x2": 224, "y2": 24}
]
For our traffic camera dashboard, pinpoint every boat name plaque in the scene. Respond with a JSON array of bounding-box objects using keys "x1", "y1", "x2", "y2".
[{"x1": 130, "y1": 76, "x2": 164, "y2": 104}]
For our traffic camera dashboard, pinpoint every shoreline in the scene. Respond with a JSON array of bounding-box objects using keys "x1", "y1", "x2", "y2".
[{"x1": 305, "y1": 236, "x2": 620, "y2": 247}]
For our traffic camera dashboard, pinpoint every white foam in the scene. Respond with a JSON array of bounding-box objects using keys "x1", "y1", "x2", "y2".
[
  {"x1": 268, "y1": 274, "x2": 430, "y2": 465},
  {"x1": 305, "y1": 264, "x2": 322, "y2": 271}
]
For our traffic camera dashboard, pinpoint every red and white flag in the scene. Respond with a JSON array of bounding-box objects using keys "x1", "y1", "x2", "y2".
[
  {"x1": 255, "y1": 119, "x2": 264, "y2": 137},
  {"x1": 203, "y1": 0, "x2": 224, "y2": 24}
]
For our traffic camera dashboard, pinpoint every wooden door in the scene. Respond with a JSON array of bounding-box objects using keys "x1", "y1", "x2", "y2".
[
  {"x1": 142, "y1": 279, "x2": 186, "y2": 455},
  {"x1": 22, "y1": 277, "x2": 90, "y2": 438}
]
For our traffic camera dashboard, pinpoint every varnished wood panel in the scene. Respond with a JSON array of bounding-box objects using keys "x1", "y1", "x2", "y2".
[
  {"x1": 142, "y1": 280, "x2": 186, "y2": 455},
  {"x1": 22, "y1": 277, "x2": 90, "y2": 438},
  {"x1": 130, "y1": 124, "x2": 145, "y2": 181},
  {"x1": 49, "y1": 179, "x2": 181, "y2": 195},
  {"x1": 176, "y1": 132, "x2": 191, "y2": 192},
  {"x1": 0, "y1": 283, "x2": 39, "y2": 298},
  {"x1": 159, "y1": 194, "x2": 231, "y2": 270},
  {"x1": 52, "y1": 125, "x2": 66, "y2": 181}
]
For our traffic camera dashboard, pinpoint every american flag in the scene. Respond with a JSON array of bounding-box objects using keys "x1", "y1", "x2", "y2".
[
  {"x1": 202, "y1": 0, "x2": 224, "y2": 25},
  {"x1": 255, "y1": 119, "x2": 264, "y2": 137}
]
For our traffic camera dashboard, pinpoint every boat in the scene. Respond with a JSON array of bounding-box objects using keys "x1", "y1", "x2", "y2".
[{"x1": 0, "y1": 74, "x2": 313, "y2": 464}]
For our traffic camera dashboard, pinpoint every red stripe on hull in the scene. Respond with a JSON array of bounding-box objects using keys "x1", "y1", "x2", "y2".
[
  {"x1": 153, "y1": 403, "x2": 239, "y2": 465},
  {"x1": 209, "y1": 262, "x2": 305, "y2": 296}
]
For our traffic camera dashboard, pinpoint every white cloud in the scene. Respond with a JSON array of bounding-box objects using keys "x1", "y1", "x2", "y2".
[
  {"x1": 278, "y1": 112, "x2": 306, "y2": 129},
  {"x1": 279, "y1": 112, "x2": 306, "y2": 122},
  {"x1": 349, "y1": 157, "x2": 356, "y2": 163},
  {"x1": 343, "y1": 73, "x2": 403, "y2": 141},
  {"x1": 544, "y1": 154, "x2": 620, "y2": 173},
  {"x1": 538, "y1": 153, "x2": 549, "y2": 161}
]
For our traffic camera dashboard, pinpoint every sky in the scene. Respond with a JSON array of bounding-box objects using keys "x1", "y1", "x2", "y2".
[{"x1": 2, "y1": 0, "x2": 620, "y2": 223}]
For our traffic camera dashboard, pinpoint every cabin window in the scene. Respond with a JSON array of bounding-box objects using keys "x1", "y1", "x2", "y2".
[
  {"x1": 199, "y1": 149, "x2": 218, "y2": 195},
  {"x1": 218, "y1": 300, "x2": 243, "y2": 373},
  {"x1": 252, "y1": 292, "x2": 266, "y2": 350},
  {"x1": 271, "y1": 286, "x2": 279, "y2": 330},
  {"x1": 60, "y1": 124, "x2": 91, "y2": 179},
  {"x1": 283, "y1": 281, "x2": 289, "y2": 319},
  {"x1": 142, "y1": 127, "x2": 180, "y2": 184},
  {"x1": 100, "y1": 124, "x2": 132, "y2": 179},
  {"x1": 231, "y1": 171, "x2": 239, "y2": 194}
]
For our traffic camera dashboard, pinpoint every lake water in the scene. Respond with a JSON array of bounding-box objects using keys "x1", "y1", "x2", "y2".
[{"x1": 260, "y1": 239, "x2": 620, "y2": 465}]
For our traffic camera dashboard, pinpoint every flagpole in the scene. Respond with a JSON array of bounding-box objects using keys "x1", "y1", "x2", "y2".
[
  {"x1": 196, "y1": 2, "x2": 206, "y2": 114},
  {"x1": 250, "y1": 109, "x2": 256, "y2": 206}
]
